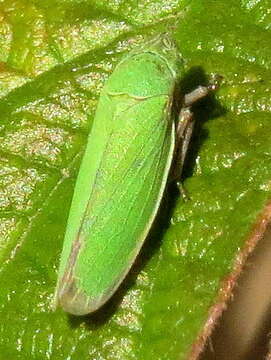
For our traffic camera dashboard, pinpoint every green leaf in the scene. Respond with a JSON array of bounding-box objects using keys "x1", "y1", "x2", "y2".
[{"x1": 0, "y1": 0, "x2": 270, "y2": 359}]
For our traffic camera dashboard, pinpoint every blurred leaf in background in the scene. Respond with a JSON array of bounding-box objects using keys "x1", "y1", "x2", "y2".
[{"x1": 0, "y1": 0, "x2": 270, "y2": 359}]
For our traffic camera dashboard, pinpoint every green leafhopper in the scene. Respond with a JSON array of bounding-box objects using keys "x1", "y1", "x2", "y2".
[{"x1": 55, "y1": 35, "x2": 210, "y2": 315}]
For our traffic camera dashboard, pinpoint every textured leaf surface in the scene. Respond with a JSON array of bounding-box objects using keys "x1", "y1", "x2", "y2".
[{"x1": 0, "y1": 0, "x2": 270, "y2": 359}]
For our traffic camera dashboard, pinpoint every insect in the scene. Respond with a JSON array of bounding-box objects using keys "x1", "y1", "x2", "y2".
[{"x1": 54, "y1": 35, "x2": 210, "y2": 315}]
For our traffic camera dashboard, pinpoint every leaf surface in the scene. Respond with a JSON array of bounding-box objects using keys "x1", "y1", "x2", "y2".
[{"x1": 0, "y1": 0, "x2": 270, "y2": 358}]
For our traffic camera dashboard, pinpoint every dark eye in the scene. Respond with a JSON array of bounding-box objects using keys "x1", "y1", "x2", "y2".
[{"x1": 157, "y1": 63, "x2": 166, "y2": 75}]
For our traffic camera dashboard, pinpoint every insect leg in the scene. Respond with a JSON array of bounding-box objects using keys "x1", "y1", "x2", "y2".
[{"x1": 172, "y1": 86, "x2": 209, "y2": 185}]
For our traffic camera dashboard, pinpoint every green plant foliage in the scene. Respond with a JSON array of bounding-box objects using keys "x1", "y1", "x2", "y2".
[{"x1": 0, "y1": 0, "x2": 270, "y2": 359}]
